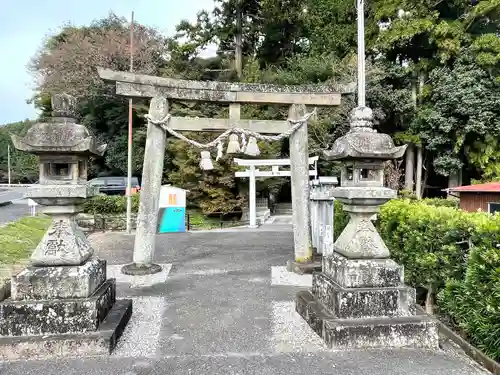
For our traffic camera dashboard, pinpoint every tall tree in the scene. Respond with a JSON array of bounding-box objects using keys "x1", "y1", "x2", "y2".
[
  {"x1": 29, "y1": 13, "x2": 167, "y2": 98},
  {"x1": 0, "y1": 121, "x2": 39, "y2": 183},
  {"x1": 414, "y1": 53, "x2": 500, "y2": 182},
  {"x1": 374, "y1": 0, "x2": 500, "y2": 191},
  {"x1": 28, "y1": 13, "x2": 169, "y2": 178}
]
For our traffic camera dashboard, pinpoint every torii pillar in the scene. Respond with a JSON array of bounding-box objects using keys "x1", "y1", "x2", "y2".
[{"x1": 98, "y1": 67, "x2": 354, "y2": 274}]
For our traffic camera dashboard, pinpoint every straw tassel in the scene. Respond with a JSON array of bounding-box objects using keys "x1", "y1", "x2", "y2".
[
  {"x1": 200, "y1": 150, "x2": 214, "y2": 170},
  {"x1": 226, "y1": 134, "x2": 240, "y2": 154},
  {"x1": 244, "y1": 136, "x2": 260, "y2": 156}
]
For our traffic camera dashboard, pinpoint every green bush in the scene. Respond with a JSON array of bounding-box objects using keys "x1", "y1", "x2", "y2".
[
  {"x1": 380, "y1": 200, "x2": 500, "y2": 296},
  {"x1": 186, "y1": 209, "x2": 221, "y2": 229},
  {"x1": 334, "y1": 198, "x2": 493, "y2": 292},
  {"x1": 335, "y1": 199, "x2": 475, "y2": 292},
  {"x1": 422, "y1": 197, "x2": 459, "y2": 208},
  {"x1": 333, "y1": 200, "x2": 348, "y2": 240},
  {"x1": 438, "y1": 245, "x2": 500, "y2": 361},
  {"x1": 83, "y1": 194, "x2": 140, "y2": 214},
  {"x1": 398, "y1": 189, "x2": 458, "y2": 208},
  {"x1": 379, "y1": 200, "x2": 475, "y2": 294}
]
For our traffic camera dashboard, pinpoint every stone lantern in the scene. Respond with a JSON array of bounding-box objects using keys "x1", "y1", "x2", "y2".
[
  {"x1": 325, "y1": 106, "x2": 406, "y2": 259},
  {"x1": 295, "y1": 105, "x2": 439, "y2": 349},
  {"x1": 11, "y1": 94, "x2": 106, "y2": 266},
  {"x1": 0, "y1": 94, "x2": 132, "y2": 359}
]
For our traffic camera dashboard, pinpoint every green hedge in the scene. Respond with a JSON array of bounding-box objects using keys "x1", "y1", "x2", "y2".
[
  {"x1": 335, "y1": 199, "x2": 499, "y2": 290},
  {"x1": 438, "y1": 245, "x2": 500, "y2": 361},
  {"x1": 419, "y1": 197, "x2": 459, "y2": 208},
  {"x1": 83, "y1": 194, "x2": 140, "y2": 214},
  {"x1": 334, "y1": 198, "x2": 500, "y2": 360}
]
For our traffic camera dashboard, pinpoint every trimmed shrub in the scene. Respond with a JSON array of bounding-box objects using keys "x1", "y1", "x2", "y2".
[
  {"x1": 83, "y1": 194, "x2": 140, "y2": 214},
  {"x1": 438, "y1": 245, "x2": 500, "y2": 361},
  {"x1": 422, "y1": 197, "x2": 459, "y2": 208},
  {"x1": 334, "y1": 197, "x2": 500, "y2": 358},
  {"x1": 379, "y1": 200, "x2": 474, "y2": 296},
  {"x1": 398, "y1": 189, "x2": 459, "y2": 208},
  {"x1": 333, "y1": 200, "x2": 348, "y2": 240},
  {"x1": 334, "y1": 198, "x2": 496, "y2": 294}
]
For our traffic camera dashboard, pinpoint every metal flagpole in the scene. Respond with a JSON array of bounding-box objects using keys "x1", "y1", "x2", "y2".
[
  {"x1": 357, "y1": 0, "x2": 366, "y2": 108},
  {"x1": 126, "y1": 11, "x2": 135, "y2": 234}
]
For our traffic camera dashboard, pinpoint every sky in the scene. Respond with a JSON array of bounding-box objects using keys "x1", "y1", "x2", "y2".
[{"x1": 0, "y1": 0, "x2": 216, "y2": 124}]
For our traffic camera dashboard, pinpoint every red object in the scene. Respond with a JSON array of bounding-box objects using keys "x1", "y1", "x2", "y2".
[{"x1": 448, "y1": 182, "x2": 500, "y2": 193}]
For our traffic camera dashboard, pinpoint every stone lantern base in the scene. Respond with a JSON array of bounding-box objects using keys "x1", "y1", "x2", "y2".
[
  {"x1": 0, "y1": 259, "x2": 132, "y2": 360},
  {"x1": 296, "y1": 252, "x2": 438, "y2": 349}
]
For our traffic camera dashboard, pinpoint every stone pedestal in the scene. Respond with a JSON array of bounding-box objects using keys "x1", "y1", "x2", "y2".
[
  {"x1": 0, "y1": 259, "x2": 132, "y2": 360},
  {"x1": 296, "y1": 252, "x2": 438, "y2": 349}
]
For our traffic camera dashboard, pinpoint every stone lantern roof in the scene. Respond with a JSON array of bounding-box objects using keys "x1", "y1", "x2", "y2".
[
  {"x1": 324, "y1": 106, "x2": 406, "y2": 161},
  {"x1": 11, "y1": 94, "x2": 106, "y2": 156}
]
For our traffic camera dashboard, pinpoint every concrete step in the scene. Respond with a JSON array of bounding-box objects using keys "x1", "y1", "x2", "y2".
[
  {"x1": 275, "y1": 203, "x2": 293, "y2": 209},
  {"x1": 274, "y1": 209, "x2": 293, "y2": 215}
]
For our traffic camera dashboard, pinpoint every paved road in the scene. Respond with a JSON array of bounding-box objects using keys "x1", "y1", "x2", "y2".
[
  {"x1": 1, "y1": 230, "x2": 489, "y2": 375},
  {"x1": 0, "y1": 189, "x2": 23, "y2": 206},
  {"x1": 0, "y1": 200, "x2": 30, "y2": 226}
]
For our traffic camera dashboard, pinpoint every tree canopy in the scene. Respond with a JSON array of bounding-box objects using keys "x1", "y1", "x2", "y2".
[{"x1": 1, "y1": 0, "x2": 499, "y2": 207}]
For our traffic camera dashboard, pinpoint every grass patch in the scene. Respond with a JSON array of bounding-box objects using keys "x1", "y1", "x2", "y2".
[
  {"x1": 186, "y1": 209, "x2": 248, "y2": 230},
  {"x1": 186, "y1": 209, "x2": 222, "y2": 230},
  {"x1": 0, "y1": 216, "x2": 51, "y2": 266}
]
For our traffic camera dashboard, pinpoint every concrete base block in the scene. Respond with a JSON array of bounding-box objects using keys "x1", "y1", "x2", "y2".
[
  {"x1": 312, "y1": 272, "x2": 415, "y2": 319},
  {"x1": 286, "y1": 260, "x2": 322, "y2": 275},
  {"x1": 323, "y1": 252, "x2": 403, "y2": 288},
  {"x1": 0, "y1": 279, "x2": 116, "y2": 336},
  {"x1": 296, "y1": 291, "x2": 438, "y2": 350},
  {"x1": 0, "y1": 299, "x2": 132, "y2": 360},
  {"x1": 296, "y1": 250, "x2": 438, "y2": 350},
  {"x1": 121, "y1": 263, "x2": 162, "y2": 276},
  {"x1": 11, "y1": 258, "x2": 106, "y2": 301}
]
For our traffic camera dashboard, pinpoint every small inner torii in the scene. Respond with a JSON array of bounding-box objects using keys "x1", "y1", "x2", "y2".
[{"x1": 234, "y1": 156, "x2": 319, "y2": 228}]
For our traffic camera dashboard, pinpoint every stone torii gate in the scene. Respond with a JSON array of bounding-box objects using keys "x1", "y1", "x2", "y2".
[{"x1": 98, "y1": 68, "x2": 353, "y2": 274}]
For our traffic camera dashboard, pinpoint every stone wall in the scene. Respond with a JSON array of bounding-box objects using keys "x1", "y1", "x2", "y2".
[{"x1": 77, "y1": 213, "x2": 137, "y2": 232}]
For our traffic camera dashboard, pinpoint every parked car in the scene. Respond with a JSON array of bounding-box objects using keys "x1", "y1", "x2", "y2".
[{"x1": 87, "y1": 176, "x2": 141, "y2": 196}]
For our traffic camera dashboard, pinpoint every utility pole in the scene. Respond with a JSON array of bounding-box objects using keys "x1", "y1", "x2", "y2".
[
  {"x1": 357, "y1": 0, "x2": 366, "y2": 107},
  {"x1": 235, "y1": 0, "x2": 243, "y2": 78},
  {"x1": 7, "y1": 144, "x2": 11, "y2": 185},
  {"x1": 126, "y1": 11, "x2": 135, "y2": 234}
]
